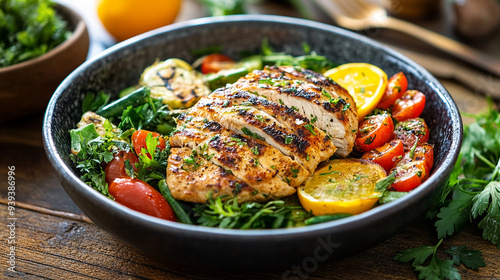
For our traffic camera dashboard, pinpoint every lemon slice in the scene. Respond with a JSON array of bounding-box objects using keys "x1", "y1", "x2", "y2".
[
  {"x1": 298, "y1": 159, "x2": 386, "y2": 216},
  {"x1": 324, "y1": 63, "x2": 387, "y2": 120}
]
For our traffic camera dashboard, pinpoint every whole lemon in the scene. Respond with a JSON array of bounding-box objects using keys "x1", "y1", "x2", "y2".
[{"x1": 97, "y1": 0, "x2": 182, "y2": 42}]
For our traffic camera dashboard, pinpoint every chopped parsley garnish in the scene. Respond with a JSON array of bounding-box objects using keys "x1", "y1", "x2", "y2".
[
  {"x1": 284, "y1": 135, "x2": 294, "y2": 144},
  {"x1": 303, "y1": 124, "x2": 316, "y2": 135},
  {"x1": 255, "y1": 115, "x2": 265, "y2": 122},
  {"x1": 251, "y1": 146, "x2": 259, "y2": 155},
  {"x1": 254, "y1": 158, "x2": 259, "y2": 167},
  {"x1": 364, "y1": 135, "x2": 375, "y2": 145},
  {"x1": 241, "y1": 127, "x2": 265, "y2": 141},
  {"x1": 291, "y1": 106, "x2": 299, "y2": 112}
]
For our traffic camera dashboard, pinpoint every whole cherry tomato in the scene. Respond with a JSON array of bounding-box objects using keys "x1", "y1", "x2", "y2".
[
  {"x1": 392, "y1": 90, "x2": 426, "y2": 122},
  {"x1": 109, "y1": 178, "x2": 176, "y2": 221},
  {"x1": 105, "y1": 151, "x2": 139, "y2": 184},
  {"x1": 201, "y1": 54, "x2": 236, "y2": 74},
  {"x1": 132, "y1": 129, "x2": 166, "y2": 157},
  {"x1": 377, "y1": 72, "x2": 408, "y2": 109},
  {"x1": 361, "y1": 139, "x2": 405, "y2": 173},
  {"x1": 355, "y1": 113, "x2": 394, "y2": 152}
]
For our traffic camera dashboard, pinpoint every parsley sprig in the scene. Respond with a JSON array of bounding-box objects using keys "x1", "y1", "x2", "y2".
[{"x1": 394, "y1": 239, "x2": 485, "y2": 280}]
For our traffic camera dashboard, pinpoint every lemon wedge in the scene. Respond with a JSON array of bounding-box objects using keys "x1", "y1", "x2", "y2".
[
  {"x1": 324, "y1": 63, "x2": 387, "y2": 120},
  {"x1": 297, "y1": 159, "x2": 386, "y2": 216}
]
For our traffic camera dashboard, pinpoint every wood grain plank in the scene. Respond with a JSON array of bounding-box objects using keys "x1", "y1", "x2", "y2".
[
  {"x1": 1, "y1": 205, "x2": 498, "y2": 279},
  {"x1": 0, "y1": 112, "x2": 83, "y2": 215}
]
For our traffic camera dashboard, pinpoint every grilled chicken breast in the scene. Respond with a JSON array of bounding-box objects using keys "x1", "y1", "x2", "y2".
[
  {"x1": 232, "y1": 66, "x2": 358, "y2": 157},
  {"x1": 171, "y1": 115, "x2": 310, "y2": 187},
  {"x1": 167, "y1": 65, "x2": 357, "y2": 203},
  {"x1": 189, "y1": 94, "x2": 330, "y2": 172}
]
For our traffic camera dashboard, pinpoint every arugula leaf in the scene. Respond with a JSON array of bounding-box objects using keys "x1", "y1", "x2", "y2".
[{"x1": 446, "y1": 246, "x2": 485, "y2": 270}]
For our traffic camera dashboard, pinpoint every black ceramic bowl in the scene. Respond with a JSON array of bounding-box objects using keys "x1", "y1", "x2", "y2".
[{"x1": 43, "y1": 15, "x2": 462, "y2": 270}]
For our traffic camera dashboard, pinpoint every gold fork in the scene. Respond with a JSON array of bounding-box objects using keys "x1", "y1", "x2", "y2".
[{"x1": 315, "y1": 0, "x2": 500, "y2": 76}]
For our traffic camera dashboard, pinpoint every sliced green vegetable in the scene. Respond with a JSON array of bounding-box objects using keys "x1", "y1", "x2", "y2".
[
  {"x1": 304, "y1": 213, "x2": 351, "y2": 225},
  {"x1": 96, "y1": 87, "x2": 150, "y2": 118},
  {"x1": 158, "y1": 180, "x2": 193, "y2": 224}
]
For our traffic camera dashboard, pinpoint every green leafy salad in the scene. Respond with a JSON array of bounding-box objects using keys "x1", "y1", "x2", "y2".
[
  {"x1": 70, "y1": 42, "x2": 340, "y2": 229},
  {"x1": 0, "y1": 0, "x2": 72, "y2": 67}
]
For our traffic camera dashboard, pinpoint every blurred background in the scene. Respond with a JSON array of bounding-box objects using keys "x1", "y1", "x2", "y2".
[{"x1": 52, "y1": 0, "x2": 499, "y2": 120}]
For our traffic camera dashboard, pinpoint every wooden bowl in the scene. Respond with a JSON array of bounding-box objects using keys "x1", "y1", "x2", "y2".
[{"x1": 0, "y1": 4, "x2": 89, "y2": 122}]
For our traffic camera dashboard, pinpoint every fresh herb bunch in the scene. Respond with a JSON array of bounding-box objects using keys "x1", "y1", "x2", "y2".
[
  {"x1": 193, "y1": 195, "x2": 311, "y2": 229},
  {"x1": 69, "y1": 122, "x2": 130, "y2": 198},
  {"x1": 395, "y1": 100, "x2": 499, "y2": 279},
  {"x1": 432, "y1": 102, "x2": 500, "y2": 248},
  {"x1": 0, "y1": 0, "x2": 72, "y2": 67}
]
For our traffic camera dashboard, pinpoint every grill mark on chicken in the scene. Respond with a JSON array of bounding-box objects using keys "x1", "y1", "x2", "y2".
[
  {"x1": 190, "y1": 97, "x2": 323, "y2": 172},
  {"x1": 171, "y1": 117, "x2": 310, "y2": 187},
  {"x1": 232, "y1": 65, "x2": 358, "y2": 157},
  {"x1": 210, "y1": 88, "x2": 336, "y2": 160},
  {"x1": 168, "y1": 148, "x2": 269, "y2": 203}
]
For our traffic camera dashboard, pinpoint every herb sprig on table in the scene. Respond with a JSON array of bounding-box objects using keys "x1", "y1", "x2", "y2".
[{"x1": 395, "y1": 101, "x2": 499, "y2": 279}]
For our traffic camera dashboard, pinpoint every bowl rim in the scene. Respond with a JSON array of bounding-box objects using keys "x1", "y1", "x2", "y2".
[
  {"x1": 0, "y1": 3, "x2": 87, "y2": 73},
  {"x1": 43, "y1": 14, "x2": 463, "y2": 238}
]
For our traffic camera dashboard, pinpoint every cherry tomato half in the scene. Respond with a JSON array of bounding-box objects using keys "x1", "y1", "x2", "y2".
[
  {"x1": 361, "y1": 139, "x2": 405, "y2": 173},
  {"x1": 390, "y1": 159, "x2": 429, "y2": 192},
  {"x1": 377, "y1": 72, "x2": 408, "y2": 109},
  {"x1": 392, "y1": 90, "x2": 426, "y2": 122},
  {"x1": 394, "y1": 118, "x2": 430, "y2": 151},
  {"x1": 105, "y1": 151, "x2": 139, "y2": 184},
  {"x1": 399, "y1": 143, "x2": 434, "y2": 173},
  {"x1": 109, "y1": 178, "x2": 176, "y2": 221},
  {"x1": 132, "y1": 130, "x2": 166, "y2": 157},
  {"x1": 355, "y1": 113, "x2": 394, "y2": 152},
  {"x1": 201, "y1": 54, "x2": 236, "y2": 74}
]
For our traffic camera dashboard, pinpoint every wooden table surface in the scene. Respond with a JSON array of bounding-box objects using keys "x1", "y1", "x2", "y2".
[{"x1": 1, "y1": 0, "x2": 499, "y2": 279}]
